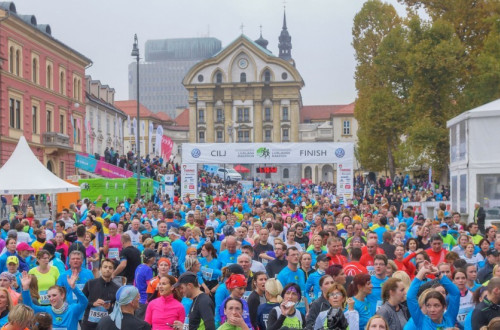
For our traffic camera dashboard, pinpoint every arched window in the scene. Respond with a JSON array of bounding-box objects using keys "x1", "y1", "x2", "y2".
[
  {"x1": 283, "y1": 168, "x2": 289, "y2": 179},
  {"x1": 240, "y1": 72, "x2": 246, "y2": 83},
  {"x1": 216, "y1": 72, "x2": 222, "y2": 84},
  {"x1": 73, "y1": 78, "x2": 77, "y2": 98},
  {"x1": 304, "y1": 166, "x2": 312, "y2": 179},
  {"x1": 32, "y1": 58, "x2": 38, "y2": 83},
  {"x1": 15, "y1": 50, "x2": 20, "y2": 75},
  {"x1": 264, "y1": 70, "x2": 271, "y2": 82},
  {"x1": 60, "y1": 71, "x2": 65, "y2": 94},
  {"x1": 47, "y1": 65, "x2": 52, "y2": 89},
  {"x1": 77, "y1": 80, "x2": 82, "y2": 101},
  {"x1": 9, "y1": 47, "x2": 14, "y2": 73}
]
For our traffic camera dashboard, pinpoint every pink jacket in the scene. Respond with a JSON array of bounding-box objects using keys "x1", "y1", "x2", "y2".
[{"x1": 145, "y1": 294, "x2": 185, "y2": 330}]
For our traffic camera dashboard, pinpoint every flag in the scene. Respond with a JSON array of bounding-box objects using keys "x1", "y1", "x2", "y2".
[
  {"x1": 132, "y1": 118, "x2": 137, "y2": 136},
  {"x1": 155, "y1": 125, "x2": 164, "y2": 156},
  {"x1": 148, "y1": 122, "x2": 154, "y2": 154},
  {"x1": 76, "y1": 118, "x2": 81, "y2": 143},
  {"x1": 161, "y1": 135, "x2": 174, "y2": 160},
  {"x1": 118, "y1": 117, "x2": 123, "y2": 140},
  {"x1": 70, "y1": 114, "x2": 75, "y2": 140},
  {"x1": 141, "y1": 120, "x2": 145, "y2": 137}
]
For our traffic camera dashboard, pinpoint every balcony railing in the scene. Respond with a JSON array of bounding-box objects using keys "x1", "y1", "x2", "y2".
[{"x1": 42, "y1": 132, "x2": 71, "y2": 149}]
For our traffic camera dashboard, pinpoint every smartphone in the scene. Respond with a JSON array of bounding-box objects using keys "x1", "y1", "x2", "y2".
[
  {"x1": 106, "y1": 236, "x2": 110, "y2": 241},
  {"x1": 285, "y1": 301, "x2": 295, "y2": 308}
]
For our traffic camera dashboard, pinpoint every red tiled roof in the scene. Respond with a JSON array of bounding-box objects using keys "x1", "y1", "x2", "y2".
[
  {"x1": 175, "y1": 109, "x2": 189, "y2": 126},
  {"x1": 154, "y1": 112, "x2": 173, "y2": 122},
  {"x1": 300, "y1": 102, "x2": 355, "y2": 122},
  {"x1": 115, "y1": 100, "x2": 158, "y2": 119},
  {"x1": 164, "y1": 125, "x2": 189, "y2": 131}
]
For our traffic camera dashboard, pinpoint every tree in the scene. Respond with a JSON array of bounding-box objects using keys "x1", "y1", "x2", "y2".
[{"x1": 352, "y1": 0, "x2": 403, "y2": 177}]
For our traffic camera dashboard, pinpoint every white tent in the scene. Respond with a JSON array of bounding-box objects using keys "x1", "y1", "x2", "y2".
[
  {"x1": 447, "y1": 98, "x2": 500, "y2": 225},
  {"x1": 0, "y1": 136, "x2": 80, "y2": 194}
]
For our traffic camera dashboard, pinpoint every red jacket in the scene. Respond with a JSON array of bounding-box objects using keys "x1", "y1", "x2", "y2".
[
  {"x1": 394, "y1": 252, "x2": 417, "y2": 279},
  {"x1": 327, "y1": 253, "x2": 347, "y2": 267},
  {"x1": 425, "y1": 248, "x2": 448, "y2": 266},
  {"x1": 343, "y1": 261, "x2": 368, "y2": 276}
]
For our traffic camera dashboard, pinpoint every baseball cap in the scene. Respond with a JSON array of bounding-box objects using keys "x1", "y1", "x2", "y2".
[
  {"x1": 487, "y1": 248, "x2": 499, "y2": 257},
  {"x1": 142, "y1": 249, "x2": 157, "y2": 260},
  {"x1": 316, "y1": 254, "x2": 331, "y2": 263},
  {"x1": 17, "y1": 242, "x2": 34, "y2": 252},
  {"x1": 440, "y1": 223, "x2": 449, "y2": 229},
  {"x1": 172, "y1": 271, "x2": 198, "y2": 288},
  {"x1": 225, "y1": 263, "x2": 245, "y2": 275},
  {"x1": 225, "y1": 274, "x2": 247, "y2": 289},
  {"x1": 6, "y1": 256, "x2": 18, "y2": 265},
  {"x1": 168, "y1": 228, "x2": 181, "y2": 237}
]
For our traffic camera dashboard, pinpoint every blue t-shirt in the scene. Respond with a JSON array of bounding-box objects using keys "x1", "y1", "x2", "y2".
[
  {"x1": 353, "y1": 296, "x2": 372, "y2": 330},
  {"x1": 134, "y1": 264, "x2": 153, "y2": 304},
  {"x1": 218, "y1": 250, "x2": 241, "y2": 268},
  {"x1": 57, "y1": 268, "x2": 94, "y2": 305},
  {"x1": 367, "y1": 275, "x2": 388, "y2": 315}
]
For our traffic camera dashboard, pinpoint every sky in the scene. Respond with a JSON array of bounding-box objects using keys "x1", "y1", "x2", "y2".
[{"x1": 11, "y1": 0, "x2": 407, "y2": 107}]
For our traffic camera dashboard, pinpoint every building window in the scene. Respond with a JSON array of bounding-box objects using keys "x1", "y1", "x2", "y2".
[
  {"x1": 98, "y1": 113, "x2": 102, "y2": 131},
  {"x1": 46, "y1": 109, "x2": 52, "y2": 132},
  {"x1": 282, "y1": 107, "x2": 289, "y2": 121},
  {"x1": 264, "y1": 70, "x2": 271, "y2": 82},
  {"x1": 59, "y1": 161, "x2": 65, "y2": 179},
  {"x1": 240, "y1": 72, "x2": 246, "y2": 83},
  {"x1": 264, "y1": 107, "x2": 271, "y2": 121},
  {"x1": 15, "y1": 50, "x2": 20, "y2": 76},
  {"x1": 32, "y1": 106, "x2": 38, "y2": 134},
  {"x1": 59, "y1": 114, "x2": 65, "y2": 134},
  {"x1": 74, "y1": 118, "x2": 80, "y2": 144},
  {"x1": 73, "y1": 78, "x2": 77, "y2": 99},
  {"x1": 304, "y1": 166, "x2": 312, "y2": 179},
  {"x1": 283, "y1": 168, "x2": 289, "y2": 179},
  {"x1": 9, "y1": 47, "x2": 14, "y2": 73},
  {"x1": 216, "y1": 72, "x2": 222, "y2": 84},
  {"x1": 59, "y1": 71, "x2": 65, "y2": 95},
  {"x1": 265, "y1": 172, "x2": 271, "y2": 179},
  {"x1": 237, "y1": 130, "x2": 250, "y2": 142},
  {"x1": 216, "y1": 108, "x2": 224, "y2": 122},
  {"x1": 78, "y1": 79, "x2": 82, "y2": 101},
  {"x1": 106, "y1": 116, "x2": 110, "y2": 133},
  {"x1": 282, "y1": 128, "x2": 289, "y2": 141},
  {"x1": 343, "y1": 120, "x2": 351, "y2": 135},
  {"x1": 264, "y1": 129, "x2": 272, "y2": 142},
  {"x1": 198, "y1": 109, "x2": 205, "y2": 123},
  {"x1": 46, "y1": 64, "x2": 53, "y2": 89},
  {"x1": 237, "y1": 108, "x2": 250, "y2": 122},
  {"x1": 198, "y1": 131, "x2": 205, "y2": 143},
  {"x1": 9, "y1": 98, "x2": 21, "y2": 129},
  {"x1": 32, "y1": 58, "x2": 38, "y2": 83},
  {"x1": 216, "y1": 130, "x2": 223, "y2": 142}
]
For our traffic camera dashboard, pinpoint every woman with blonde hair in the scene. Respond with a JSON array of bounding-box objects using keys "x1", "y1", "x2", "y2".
[
  {"x1": 392, "y1": 271, "x2": 411, "y2": 293},
  {"x1": 256, "y1": 278, "x2": 282, "y2": 330},
  {"x1": 0, "y1": 287, "x2": 13, "y2": 326},
  {"x1": 365, "y1": 315, "x2": 389, "y2": 329},
  {"x1": 1, "y1": 304, "x2": 34, "y2": 330}
]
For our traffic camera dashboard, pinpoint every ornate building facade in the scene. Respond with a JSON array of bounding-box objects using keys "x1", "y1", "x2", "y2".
[{"x1": 0, "y1": 3, "x2": 91, "y2": 178}]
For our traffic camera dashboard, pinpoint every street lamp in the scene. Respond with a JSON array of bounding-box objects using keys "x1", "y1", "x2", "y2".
[
  {"x1": 131, "y1": 34, "x2": 141, "y2": 199},
  {"x1": 194, "y1": 87, "x2": 198, "y2": 143}
]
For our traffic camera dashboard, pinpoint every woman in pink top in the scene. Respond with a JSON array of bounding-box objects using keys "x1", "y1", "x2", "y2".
[
  {"x1": 54, "y1": 232, "x2": 69, "y2": 263},
  {"x1": 102, "y1": 223, "x2": 122, "y2": 261},
  {"x1": 145, "y1": 275, "x2": 185, "y2": 330}
]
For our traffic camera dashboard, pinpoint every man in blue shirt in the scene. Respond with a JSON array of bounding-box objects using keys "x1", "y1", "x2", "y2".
[
  {"x1": 218, "y1": 236, "x2": 241, "y2": 267},
  {"x1": 367, "y1": 254, "x2": 388, "y2": 315},
  {"x1": 134, "y1": 249, "x2": 155, "y2": 319},
  {"x1": 277, "y1": 246, "x2": 306, "y2": 293},
  {"x1": 57, "y1": 250, "x2": 94, "y2": 310},
  {"x1": 169, "y1": 228, "x2": 187, "y2": 274}
]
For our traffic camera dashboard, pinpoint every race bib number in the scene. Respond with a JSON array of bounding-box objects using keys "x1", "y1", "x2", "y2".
[
  {"x1": 261, "y1": 259, "x2": 268, "y2": 266},
  {"x1": 202, "y1": 268, "x2": 214, "y2": 282},
  {"x1": 296, "y1": 297, "x2": 306, "y2": 310},
  {"x1": 457, "y1": 313, "x2": 467, "y2": 324},
  {"x1": 88, "y1": 306, "x2": 108, "y2": 323},
  {"x1": 72, "y1": 284, "x2": 85, "y2": 300},
  {"x1": 367, "y1": 266, "x2": 375, "y2": 276},
  {"x1": 39, "y1": 290, "x2": 49, "y2": 305},
  {"x1": 108, "y1": 248, "x2": 119, "y2": 260},
  {"x1": 376, "y1": 300, "x2": 383, "y2": 312},
  {"x1": 309, "y1": 290, "x2": 315, "y2": 300},
  {"x1": 183, "y1": 316, "x2": 189, "y2": 330}
]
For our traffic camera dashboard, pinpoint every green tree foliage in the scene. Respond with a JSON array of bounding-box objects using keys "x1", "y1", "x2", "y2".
[{"x1": 353, "y1": 0, "x2": 500, "y2": 178}]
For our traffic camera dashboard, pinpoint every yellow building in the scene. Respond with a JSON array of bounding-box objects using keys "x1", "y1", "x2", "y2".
[{"x1": 182, "y1": 30, "x2": 304, "y2": 145}]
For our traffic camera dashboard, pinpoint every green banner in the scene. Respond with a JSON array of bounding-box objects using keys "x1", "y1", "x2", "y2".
[{"x1": 78, "y1": 178, "x2": 154, "y2": 208}]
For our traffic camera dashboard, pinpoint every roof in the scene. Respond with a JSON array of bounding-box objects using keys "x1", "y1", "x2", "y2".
[
  {"x1": 145, "y1": 37, "x2": 222, "y2": 62},
  {"x1": 300, "y1": 102, "x2": 355, "y2": 122},
  {"x1": 115, "y1": 100, "x2": 159, "y2": 120},
  {"x1": 447, "y1": 98, "x2": 500, "y2": 127},
  {"x1": 154, "y1": 112, "x2": 173, "y2": 122},
  {"x1": 211, "y1": 34, "x2": 275, "y2": 59},
  {"x1": 164, "y1": 125, "x2": 189, "y2": 131},
  {"x1": 86, "y1": 93, "x2": 126, "y2": 116},
  {"x1": 0, "y1": 136, "x2": 80, "y2": 194},
  {"x1": 175, "y1": 108, "x2": 189, "y2": 126}
]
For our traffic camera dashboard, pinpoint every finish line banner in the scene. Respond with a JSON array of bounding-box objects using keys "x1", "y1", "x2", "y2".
[{"x1": 182, "y1": 143, "x2": 354, "y2": 164}]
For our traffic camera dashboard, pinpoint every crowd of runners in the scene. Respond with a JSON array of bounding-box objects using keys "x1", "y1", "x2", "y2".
[{"x1": 0, "y1": 170, "x2": 497, "y2": 330}]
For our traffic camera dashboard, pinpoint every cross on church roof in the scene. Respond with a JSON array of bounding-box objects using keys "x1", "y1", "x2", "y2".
[{"x1": 240, "y1": 23, "x2": 245, "y2": 34}]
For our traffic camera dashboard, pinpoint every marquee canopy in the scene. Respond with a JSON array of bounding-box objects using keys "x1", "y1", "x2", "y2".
[{"x1": 0, "y1": 136, "x2": 80, "y2": 194}]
